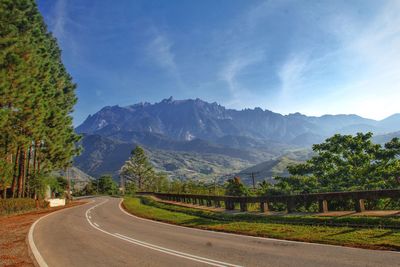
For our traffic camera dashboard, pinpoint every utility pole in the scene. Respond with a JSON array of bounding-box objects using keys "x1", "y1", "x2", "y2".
[{"x1": 241, "y1": 171, "x2": 260, "y2": 190}]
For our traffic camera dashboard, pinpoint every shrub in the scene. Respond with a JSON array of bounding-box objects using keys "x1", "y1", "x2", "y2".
[{"x1": 0, "y1": 198, "x2": 49, "y2": 215}]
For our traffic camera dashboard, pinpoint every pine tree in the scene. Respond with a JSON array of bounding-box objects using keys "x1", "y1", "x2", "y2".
[
  {"x1": 120, "y1": 146, "x2": 155, "y2": 191},
  {"x1": 0, "y1": 0, "x2": 80, "y2": 198}
]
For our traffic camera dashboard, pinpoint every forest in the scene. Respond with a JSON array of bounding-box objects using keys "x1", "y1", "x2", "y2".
[{"x1": 0, "y1": 0, "x2": 79, "y2": 199}]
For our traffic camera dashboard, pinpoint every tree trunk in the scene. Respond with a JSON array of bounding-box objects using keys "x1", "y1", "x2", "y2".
[
  {"x1": 25, "y1": 145, "x2": 32, "y2": 197},
  {"x1": 11, "y1": 146, "x2": 20, "y2": 198},
  {"x1": 17, "y1": 149, "x2": 26, "y2": 198}
]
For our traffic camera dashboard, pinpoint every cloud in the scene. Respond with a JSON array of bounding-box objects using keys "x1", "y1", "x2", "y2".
[
  {"x1": 146, "y1": 30, "x2": 184, "y2": 90},
  {"x1": 278, "y1": 54, "x2": 309, "y2": 97},
  {"x1": 271, "y1": 0, "x2": 400, "y2": 119},
  {"x1": 219, "y1": 50, "x2": 265, "y2": 105},
  {"x1": 49, "y1": 0, "x2": 68, "y2": 42}
]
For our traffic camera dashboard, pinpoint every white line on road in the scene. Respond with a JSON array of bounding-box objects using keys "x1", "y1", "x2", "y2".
[
  {"x1": 85, "y1": 199, "x2": 241, "y2": 267},
  {"x1": 93, "y1": 222, "x2": 99, "y2": 227},
  {"x1": 28, "y1": 200, "x2": 95, "y2": 267}
]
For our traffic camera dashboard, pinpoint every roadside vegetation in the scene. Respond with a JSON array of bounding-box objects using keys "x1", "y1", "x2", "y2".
[
  {"x1": 0, "y1": 0, "x2": 79, "y2": 201},
  {"x1": 123, "y1": 196, "x2": 400, "y2": 251}
]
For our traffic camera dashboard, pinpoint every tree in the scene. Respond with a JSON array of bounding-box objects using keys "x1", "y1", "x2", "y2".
[
  {"x1": 278, "y1": 133, "x2": 400, "y2": 193},
  {"x1": 120, "y1": 146, "x2": 155, "y2": 191},
  {"x1": 98, "y1": 175, "x2": 117, "y2": 195},
  {"x1": 0, "y1": 0, "x2": 80, "y2": 199},
  {"x1": 225, "y1": 176, "x2": 250, "y2": 196}
]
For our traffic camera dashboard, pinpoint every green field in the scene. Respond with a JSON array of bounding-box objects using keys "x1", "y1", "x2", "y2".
[{"x1": 123, "y1": 196, "x2": 400, "y2": 251}]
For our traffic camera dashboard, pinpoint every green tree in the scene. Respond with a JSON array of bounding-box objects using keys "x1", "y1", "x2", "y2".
[
  {"x1": 0, "y1": 0, "x2": 79, "y2": 199},
  {"x1": 98, "y1": 175, "x2": 117, "y2": 195},
  {"x1": 278, "y1": 133, "x2": 400, "y2": 193},
  {"x1": 120, "y1": 146, "x2": 155, "y2": 191},
  {"x1": 225, "y1": 176, "x2": 250, "y2": 196}
]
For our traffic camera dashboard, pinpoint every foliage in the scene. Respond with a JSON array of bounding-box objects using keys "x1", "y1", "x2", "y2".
[
  {"x1": 276, "y1": 133, "x2": 400, "y2": 194},
  {"x1": 0, "y1": 0, "x2": 80, "y2": 199},
  {"x1": 98, "y1": 175, "x2": 118, "y2": 195},
  {"x1": 225, "y1": 176, "x2": 251, "y2": 196},
  {"x1": 120, "y1": 146, "x2": 155, "y2": 191},
  {"x1": 0, "y1": 198, "x2": 48, "y2": 215}
]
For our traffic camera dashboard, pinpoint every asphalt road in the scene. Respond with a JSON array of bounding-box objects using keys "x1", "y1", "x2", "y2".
[{"x1": 31, "y1": 197, "x2": 400, "y2": 267}]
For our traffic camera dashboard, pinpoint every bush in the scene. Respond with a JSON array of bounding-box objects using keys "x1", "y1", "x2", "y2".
[{"x1": 0, "y1": 198, "x2": 49, "y2": 215}]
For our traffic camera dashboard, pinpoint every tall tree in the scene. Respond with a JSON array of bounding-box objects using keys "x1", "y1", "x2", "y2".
[
  {"x1": 120, "y1": 146, "x2": 155, "y2": 191},
  {"x1": 0, "y1": 0, "x2": 79, "y2": 198}
]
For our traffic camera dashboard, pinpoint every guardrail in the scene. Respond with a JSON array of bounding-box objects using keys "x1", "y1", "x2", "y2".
[{"x1": 137, "y1": 189, "x2": 400, "y2": 213}]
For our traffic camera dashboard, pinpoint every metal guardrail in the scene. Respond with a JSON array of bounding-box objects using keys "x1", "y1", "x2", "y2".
[{"x1": 137, "y1": 189, "x2": 400, "y2": 213}]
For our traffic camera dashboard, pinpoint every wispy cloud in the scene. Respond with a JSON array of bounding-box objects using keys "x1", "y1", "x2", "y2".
[
  {"x1": 278, "y1": 54, "x2": 309, "y2": 98},
  {"x1": 272, "y1": 0, "x2": 400, "y2": 119},
  {"x1": 146, "y1": 30, "x2": 184, "y2": 90},
  {"x1": 49, "y1": 0, "x2": 67, "y2": 42},
  {"x1": 219, "y1": 50, "x2": 265, "y2": 106}
]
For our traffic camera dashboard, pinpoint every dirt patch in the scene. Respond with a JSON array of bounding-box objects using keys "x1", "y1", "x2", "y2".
[{"x1": 0, "y1": 201, "x2": 87, "y2": 267}]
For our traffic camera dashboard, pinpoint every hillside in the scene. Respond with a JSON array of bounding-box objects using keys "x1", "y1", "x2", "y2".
[
  {"x1": 237, "y1": 149, "x2": 312, "y2": 185},
  {"x1": 74, "y1": 98, "x2": 400, "y2": 182},
  {"x1": 73, "y1": 134, "x2": 257, "y2": 181},
  {"x1": 76, "y1": 97, "x2": 399, "y2": 147}
]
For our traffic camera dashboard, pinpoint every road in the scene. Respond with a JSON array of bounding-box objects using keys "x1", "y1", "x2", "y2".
[{"x1": 31, "y1": 197, "x2": 400, "y2": 267}]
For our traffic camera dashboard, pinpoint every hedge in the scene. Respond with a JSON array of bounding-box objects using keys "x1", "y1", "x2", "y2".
[{"x1": 0, "y1": 198, "x2": 49, "y2": 215}]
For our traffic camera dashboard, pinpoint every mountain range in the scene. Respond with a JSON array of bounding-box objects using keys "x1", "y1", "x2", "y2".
[{"x1": 74, "y1": 97, "x2": 400, "y2": 183}]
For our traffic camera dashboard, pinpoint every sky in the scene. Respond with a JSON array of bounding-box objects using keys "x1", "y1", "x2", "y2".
[{"x1": 36, "y1": 0, "x2": 400, "y2": 126}]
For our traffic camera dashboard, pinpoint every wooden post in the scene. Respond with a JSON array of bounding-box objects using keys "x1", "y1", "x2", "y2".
[
  {"x1": 214, "y1": 200, "x2": 221, "y2": 208},
  {"x1": 225, "y1": 201, "x2": 234, "y2": 210},
  {"x1": 240, "y1": 201, "x2": 248, "y2": 212},
  {"x1": 260, "y1": 201, "x2": 269, "y2": 213},
  {"x1": 318, "y1": 199, "x2": 328, "y2": 213},
  {"x1": 287, "y1": 199, "x2": 295, "y2": 213},
  {"x1": 355, "y1": 199, "x2": 366, "y2": 212},
  {"x1": 206, "y1": 199, "x2": 212, "y2": 207}
]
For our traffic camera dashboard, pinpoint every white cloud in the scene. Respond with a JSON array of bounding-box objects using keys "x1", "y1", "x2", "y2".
[
  {"x1": 278, "y1": 54, "x2": 309, "y2": 98},
  {"x1": 146, "y1": 31, "x2": 184, "y2": 90},
  {"x1": 272, "y1": 0, "x2": 400, "y2": 120},
  {"x1": 219, "y1": 50, "x2": 265, "y2": 106},
  {"x1": 50, "y1": 0, "x2": 67, "y2": 42}
]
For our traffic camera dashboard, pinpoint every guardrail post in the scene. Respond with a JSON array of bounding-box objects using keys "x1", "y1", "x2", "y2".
[
  {"x1": 355, "y1": 199, "x2": 366, "y2": 212},
  {"x1": 260, "y1": 201, "x2": 269, "y2": 213},
  {"x1": 287, "y1": 198, "x2": 295, "y2": 213},
  {"x1": 240, "y1": 201, "x2": 248, "y2": 212},
  {"x1": 318, "y1": 199, "x2": 328, "y2": 213},
  {"x1": 225, "y1": 200, "x2": 234, "y2": 210}
]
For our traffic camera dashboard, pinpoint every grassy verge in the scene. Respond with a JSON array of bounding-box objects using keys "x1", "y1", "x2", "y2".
[
  {"x1": 123, "y1": 196, "x2": 400, "y2": 251},
  {"x1": 140, "y1": 197, "x2": 400, "y2": 228}
]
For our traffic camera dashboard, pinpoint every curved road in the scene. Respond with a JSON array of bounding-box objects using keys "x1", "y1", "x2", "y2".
[{"x1": 31, "y1": 197, "x2": 400, "y2": 267}]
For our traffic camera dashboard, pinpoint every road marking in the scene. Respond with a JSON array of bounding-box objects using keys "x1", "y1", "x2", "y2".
[
  {"x1": 118, "y1": 199, "x2": 400, "y2": 254},
  {"x1": 28, "y1": 200, "x2": 95, "y2": 267},
  {"x1": 93, "y1": 222, "x2": 99, "y2": 227},
  {"x1": 86, "y1": 199, "x2": 241, "y2": 267},
  {"x1": 114, "y1": 233, "x2": 242, "y2": 267}
]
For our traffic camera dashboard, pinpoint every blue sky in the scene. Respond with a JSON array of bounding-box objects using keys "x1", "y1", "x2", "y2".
[{"x1": 36, "y1": 0, "x2": 400, "y2": 126}]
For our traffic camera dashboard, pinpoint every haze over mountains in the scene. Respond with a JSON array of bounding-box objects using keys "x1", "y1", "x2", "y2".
[{"x1": 74, "y1": 97, "x2": 400, "y2": 182}]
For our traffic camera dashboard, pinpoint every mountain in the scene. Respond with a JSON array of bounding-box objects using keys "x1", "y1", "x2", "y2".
[
  {"x1": 74, "y1": 97, "x2": 400, "y2": 181},
  {"x1": 237, "y1": 149, "x2": 313, "y2": 185},
  {"x1": 74, "y1": 134, "x2": 255, "y2": 180},
  {"x1": 54, "y1": 167, "x2": 95, "y2": 190},
  {"x1": 77, "y1": 97, "x2": 398, "y2": 146}
]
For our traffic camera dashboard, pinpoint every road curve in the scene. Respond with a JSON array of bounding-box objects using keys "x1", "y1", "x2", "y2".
[{"x1": 31, "y1": 197, "x2": 400, "y2": 267}]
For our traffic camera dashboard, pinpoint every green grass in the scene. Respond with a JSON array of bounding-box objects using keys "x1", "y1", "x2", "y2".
[{"x1": 123, "y1": 197, "x2": 400, "y2": 251}]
